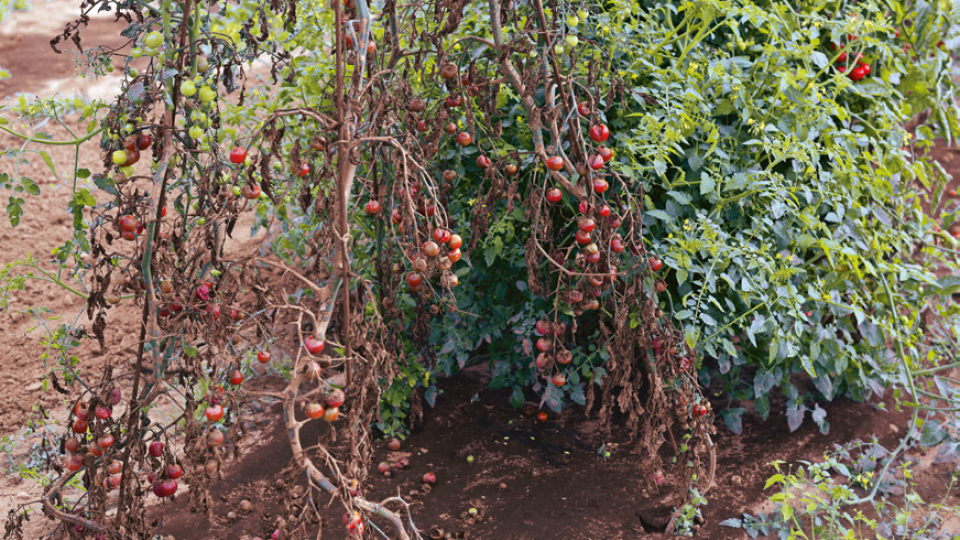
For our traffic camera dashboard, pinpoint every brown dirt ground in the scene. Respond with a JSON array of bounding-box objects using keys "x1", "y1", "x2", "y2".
[{"x1": 1, "y1": 3, "x2": 959, "y2": 540}]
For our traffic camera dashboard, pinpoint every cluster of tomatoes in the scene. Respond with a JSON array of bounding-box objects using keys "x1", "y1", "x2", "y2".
[
  {"x1": 63, "y1": 392, "x2": 121, "y2": 475},
  {"x1": 256, "y1": 340, "x2": 347, "y2": 422},
  {"x1": 109, "y1": 132, "x2": 152, "y2": 178},
  {"x1": 830, "y1": 38, "x2": 872, "y2": 81},
  {"x1": 533, "y1": 319, "x2": 574, "y2": 388},
  {"x1": 398, "y1": 227, "x2": 464, "y2": 292}
]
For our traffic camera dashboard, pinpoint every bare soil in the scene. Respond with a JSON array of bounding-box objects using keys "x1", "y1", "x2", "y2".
[{"x1": 1, "y1": 3, "x2": 958, "y2": 540}]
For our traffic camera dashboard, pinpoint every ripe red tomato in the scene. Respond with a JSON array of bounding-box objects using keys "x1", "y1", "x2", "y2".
[
  {"x1": 859, "y1": 63, "x2": 871, "y2": 76},
  {"x1": 577, "y1": 102, "x2": 591, "y2": 116},
  {"x1": 230, "y1": 370, "x2": 243, "y2": 385},
  {"x1": 445, "y1": 95, "x2": 463, "y2": 108},
  {"x1": 598, "y1": 147, "x2": 613, "y2": 163},
  {"x1": 589, "y1": 124, "x2": 610, "y2": 143},
  {"x1": 119, "y1": 215, "x2": 138, "y2": 231},
  {"x1": 535, "y1": 320, "x2": 552, "y2": 336},
  {"x1": 551, "y1": 374, "x2": 566, "y2": 387},
  {"x1": 323, "y1": 407, "x2": 340, "y2": 422},
  {"x1": 422, "y1": 241, "x2": 440, "y2": 258},
  {"x1": 537, "y1": 411, "x2": 548, "y2": 422},
  {"x1": 575, "y1": 229, "x2": 591, "y2": 245},
  {"x1": 123, "y1": 150, "x2": 140, "y2": 167},
  {"x1": 649, "y1": 257, "x2": 663, "y2": 272},
  {"x1": 448, "y1": 248, "x2": 462, "y2": 262},
  {"x1": 387, "y1": 438, "x2": 401, "y2": 451},
  {"x1": 593, "y1": 179, "x2": 609, "y2": 194},
  {"x1": 107, "y1": 460, "x2": 122, "y2": 475},
  {"x1": 557, "y1": 350, "x2": 573, "y2": 365},
  {"x1": 440, "y1": 63, "x2": 459, "y2": 80},
  {"x1": 849, "y1": 65, "x2": 867, "y2": 81},
  {"x1": 95, "y1": 406, "x2": 112, "y2": 420},
  {"x1": 504, "y1": 163, "x2": 518, "y2": 175},
  {"x1": 456, "y1": 132, "x2": 472, "y2": 146},
  {"x1": 98, "y1": 434, "x2": 115, "y2": 449},
  {"x1": 578, "y1": 201, "x2": 592, "y2": 215},
  {"x1": 433, "y1": 229, "x2": 451, "y2": 243},
  {"x1": 304, "y1": 335, "x2": 326, "y2": 355},
  {"x1": 578, "y1": 218, "x2": 595, "y2": 233},
  {"x1": 589, "y1": 154, "x2": 605, "y2": 170},
  {"x1": 138, "y1": 133, "x2": 152, "y2": 150},
  {"x1": 207, "y1": 430, "x2": 225, "y2": 447},
  {"x1": 377, "y1": 461, "x2": 391, "y2": 474},
  {"x1": 72, "y1": 420, "x2": 88, "y2": 434},
  {"x1": 149, "y1": 441, "x2": 164, "y2": 457},
  {"x1": 476, "y1": 155, "x2": 492, "y2": 168},
  {"x1": 447, "y1": 234, "x2": 463, "y2": 250},
  {"x1": 610, "y1": 237, "x2": 625, "y2": 253},
  {"x1": 152, "y1": 479, "x2": 178, "y2": 498},
  {"x1": 166, "y1": 464, "x2": 183, "y2": 479},
  {"x1": 546, "y1": 188, "x2": 563, "y2": 203},
  {"x1": 205, "y1": 405, "x2": 225, "y2": 422},
  {"x1": 325, "y1": 388, "x2": 346, "y2": 408},
  {"x1": 65, "y1": 437, "x2": 80, "y2": 453},
  {"x1": 305, "y1": 402, "x2": 325, "y2": 419},
  {"x1": 241, "y1": 184, "x2": 262, "y2": 200},
  {"x1": 406, "y1": 272, "x2": 423, "y2": 288},
  {"x1": 417, "y1": 120, "x2": 428, "y2": 132},
  {"x1": 546, "y1": 156, "x2": 564, "y2": 171},
  {"x1": 536, "y1": 337, "x2": 553, "y2": 352},
  {"x1": 229, "y1": 147, "x2": 247, "y2": 164},
  {"x1": 423, "y1": 472, "x2": 437, "y2": 484},
  {"x1": 365, "y1": 200, "x2": 382, "y2": 215},
  {"x1": 257, "y1": 350, "x2": 272, "y2": 364}
]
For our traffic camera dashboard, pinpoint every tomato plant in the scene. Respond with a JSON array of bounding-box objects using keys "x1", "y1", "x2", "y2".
[{"x1": 0, "y1": 0, "x2": 958, "y2": 538}]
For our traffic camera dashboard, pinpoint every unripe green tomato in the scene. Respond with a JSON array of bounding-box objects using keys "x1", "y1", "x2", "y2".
[
  {"x1": 181, "y1": 81, "x2": 197, "y2": 97},
  {"x1": 127, "y1": 68, "x2": 139, "y2": 78},
  {"x1": 554, "y1": 44, "x2": 564, "y2": 55},
  {"x1": 244, "y1": 156, "x2": 252, "y2": 166},
  {"x1": 110, "y1": 134, "x2": 119, "y2": 141},
  {"x1": 272, "y1": 161, "x2": 282, "y2": 171},
  {"x1": 189, "y1": 126, "x2": 204, "y2": 139},
  {"x1": 565, "y1": 14, "x2": 579, "y2": 26},
  {"x1": 211, "y1": 269, "x2": 222, "y2": 277},
  {"x1": 565, "y1": 35, "x2": 579, "y2": 47},
  {"x1": 196, "y1": 217, "x2": 207, "y2": 226},
  {"x1": 112, "y1": 150, "x2": 128, "y2": 165},
  {"x1": 205, "y1": 78, "x2": 215, "y2": 86},
  {"x1": 144, "y1": 31, "x2": 163, "y2": 48},
  {"x1": 106, "y1": 64, "x2": 115, "y2": 73},
  {"x1": 198, "y1": 86, "x2": 216, "y2": 104},
  {"x1": 144, "y1": 47, "x2": 159, "y2": 57},
  {"x1": 232, "y1": 186, "x2": 242, "y2": 196},
  {"x1": 120, "y1": 165, "x2": 134, "y2": 176},
  {"x1": 123, "y1": 123, "x2": 134, "y2": 133},
  {"x1": 200, "y1": 143, "x2": 210, "y2": 151},
  {"x1": 130, "y1": 47, "x2": 143, "y2": 58}
]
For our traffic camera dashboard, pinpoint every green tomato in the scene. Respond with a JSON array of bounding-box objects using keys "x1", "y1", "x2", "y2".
[
  {"x1": 565, "y1": 14, "x2": 579, "y2": 26},
  {"x1": 144, "y1": 31, "x2": 163, "y2": 49},
  {"x1": 130, "y1": 47, "x2": 143, "y2": 58},
  {"x1": 106, "y1": 64, "x2": 115, "y2": 73},
  {"x1": 565, "y1": 35, "x2": 579, "y2": 47},
  {"x1": 112, "y1": 150, "x2": 128, "y2": 165},
  {"x1": 196, "y1": 217, "x2": 207, "y2": 226},
  {"x1": 180, "y1": 80, "x2": 197, "y2": 97},
  {"x1": 577, "y1": 9, "x2": 588, "y2": 19},
  {"x1": 210, "y1": 269, "x2": 222, "y2": 278},
  {"x1": 554, "y1": 44, "x2": 564, "y2": 55},
  {"x1": 120, "y1": 165, "x2": 134, "y2": 176},
  {"x1": 232, "y1": 186, "x2": 242, "y2": 196},
  {"x1": 205, "y1": 78, "x2": 215, "y2": 87},
  {"x1": 123, "y1": 123, "x2": 134, "y2": 133},
  {"x1": 189, "y1": 126, "x2": 204, "y2": 139},
  {"x1": 143, "y1": 47, "x2": 158, "y2": 58},
  {"x1": 259, "y1": 191, "x2": 269, "y2": 200},
  {"x1": 466, "y1": 455, "x2": 475, "y2": 463},
  {"x1": 127, "y1": 68, "x2": 139, "y2": 78},
  {"x1": 198, "y1": 86, "x2": 216, "y2": 104},
  {"x1": 190, "y1": 110, "x2": 205, "y2": 122}
]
